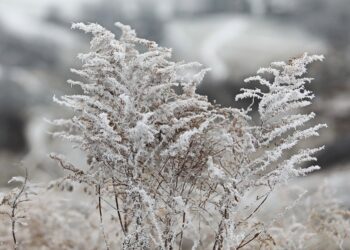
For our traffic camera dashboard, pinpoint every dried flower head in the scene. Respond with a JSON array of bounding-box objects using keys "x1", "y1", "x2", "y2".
[{"x1": 49, "y1": 22, "x2": 326, "y2": 249}]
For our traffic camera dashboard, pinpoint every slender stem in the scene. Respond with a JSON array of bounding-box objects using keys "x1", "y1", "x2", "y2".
[
  {"x1": 237, "y1": 232, "x2": 261, "y2": 249},
  {"x1": 11, "y1": 169, "x2": 28, "y2": 250},
  {"x1": 98, "y1": 184, "x2": 110, "y2": 250},
  {"x1": 112, "y1": 177, "x2": 126, "y2": 235},
  {"x1": 178, "y1": 212, "x2": 186, "y2": 250}
]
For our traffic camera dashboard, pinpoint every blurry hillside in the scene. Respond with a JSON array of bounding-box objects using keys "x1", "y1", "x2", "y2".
[{"x1": 0, "y1": 0, "x2": 349, "y2": 187}]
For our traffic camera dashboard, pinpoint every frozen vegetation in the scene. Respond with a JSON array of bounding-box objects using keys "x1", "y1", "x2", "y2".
[{"x1": 0, "y1": 22, "x2": 349, "y2": 250}]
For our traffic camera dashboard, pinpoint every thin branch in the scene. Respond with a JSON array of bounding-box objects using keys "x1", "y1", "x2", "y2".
[
  {"x1": 98, "y1": 184, "x2": 110, "y2": 250},
  {"x1": 112, "y1": 177, "x2": 126, "y2": 235},
  {"x1": 11, "y1": 168, "x2": 28, "y2": 250}
]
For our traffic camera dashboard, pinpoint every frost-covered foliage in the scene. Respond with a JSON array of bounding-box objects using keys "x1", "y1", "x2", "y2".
[
  {"x1": 2, "y1": 21, "x2": 346, "y2": 249},
  {"x1": 45, "y1": 22, "x2": 330, "y2": 249},
  {"x1": 0, "y1": 182, "x2": 118, "y2": 250},
  {"x1": 235, "y1": 54, "x2": 327, "y2": 186},
  {"x1": 1, "y1": 180, "x2": 349, "y2": 250},
  {"x1": 260, "y1": 183, "x2": 350, "y2": 250}
]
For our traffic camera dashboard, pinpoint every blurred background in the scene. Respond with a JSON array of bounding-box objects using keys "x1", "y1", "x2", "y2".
[{"x1": 0, "y1": 0, "x2": 349, "y2": 195}]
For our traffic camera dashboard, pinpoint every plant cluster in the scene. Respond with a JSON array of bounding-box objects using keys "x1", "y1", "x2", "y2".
[{"x1": 1, "y1": 22, "x2": 349, "y2": 250}]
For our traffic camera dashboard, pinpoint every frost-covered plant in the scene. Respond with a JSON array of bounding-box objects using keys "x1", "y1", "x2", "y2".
[
  {"x1": 260, "y1": 183, "x2": 350, "y2": 250},
  {"x1": 0, "y1": 170, "x2": 33, "y2": 249},
  {"x1": 48, "y1": 22, "x2": 327, "y2": 249},
  {"x1": 0, "y1": 182, "x2": 117, "y2": 250}
]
